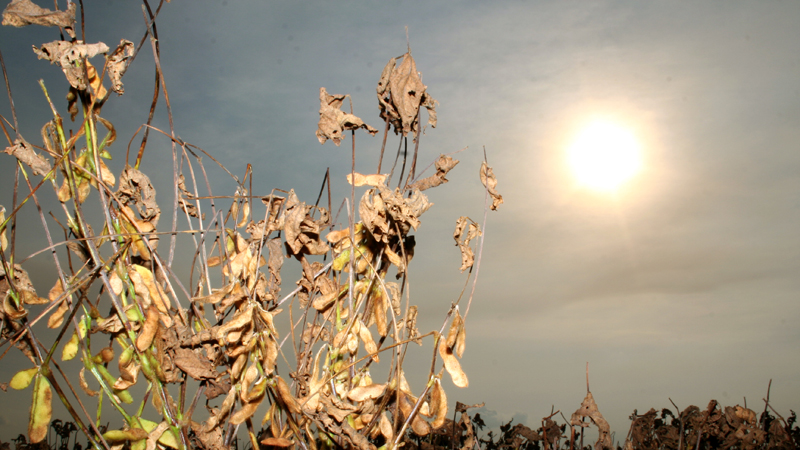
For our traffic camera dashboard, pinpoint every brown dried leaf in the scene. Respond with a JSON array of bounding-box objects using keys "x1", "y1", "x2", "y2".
[
  {"x1": 117, "y1": 166, "x2": 160, "y2": 225},
  {"x1": 376, "y1": 52, "x2": 437, "y2": 137},
  {"x1": 0, "y1": 263, "x2": 43, "y2": 307},
  {"x1": 33, "y1": 41, "x2": 110, "y2": 91},
  {"x1": 173, "y1": 348, "x2": 218, "y2": 381},
  {"x1": 2, "y1": 0, "x2": 76, "y2": 27},
  {"x1": 316, "y1": 87, "x2": 378, "y2": 146},
  {"x1": 4, "y1": 138, "x2": 51, "y2": 177},
  {"x1": 438, "y1": 338, "x2": 468, "y2": 388},
  {"x1": 407, "y1": 155, "x2": 459, "y2": 191},
  {"x1": 570, "y1": 391, "x2": 612, "y2": 450},
  {"x1": 453, "y1": 216, "x2": 481, "y2": 272},
  {"x1": 106, "y1": 39, "x2": 134, "y2": 94},
  {"x1": 480, "y1": 161, "x2": 503, "y2": 211},
  {"x1": 283, "y1": 191, "x2": 330, "y2": 256}
]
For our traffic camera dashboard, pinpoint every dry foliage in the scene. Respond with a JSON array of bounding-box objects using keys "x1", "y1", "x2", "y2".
[{"x1": 0, "y1": 2, "x2": 499, "y2": 450}]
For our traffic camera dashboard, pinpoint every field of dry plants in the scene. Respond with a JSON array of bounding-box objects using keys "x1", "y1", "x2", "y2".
[{"x1": 0, "y1": 1, "x2": 798, "y2": 450}]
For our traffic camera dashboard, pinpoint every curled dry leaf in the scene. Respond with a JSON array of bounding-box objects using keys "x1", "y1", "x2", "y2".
[
  {"x1": 106, "y1": 39, "x2": 134, "y2": 94},
  {"x1": 177, "y1": 175, "x2": 203, "y2": 219},
  {"x1": 1, "y1": 263, "x2": 44, "y2": 306},
  {"x1": 283, "y1": 191, "x2": 330, "y2": 256},
  {"x1": 376, "y1": 52, "x2": 438, "y2": 137},
  {"x1": 407, "y1": 154, "x2": 459, "y2": 191},
  {"x1": 438, "y1": 338, "x2": 468, "y2": 388},
  {"x1": 28, "y1": 374, "x2": 52, "y2": 443},
  {"x1": 173, "y1": 348, "x2": 217, "y2": 381},
  {"x1": 4, "y1": 138, "x2": 52, "y2": 177},
  {"x1": 2, "y1": 0, "x2": 76, "y2": 27},
  {"x1": 570, "y1": 391, "x2": 612, "y2": 450},
  {"x1": 316, "y1": 87, "x2": 378, "y2": 146},
  {"x1": 117, "y1": 166, "x2": 160, "y2": 225},
  {"x1": 33, "y1": 41, "x2": 110, "y2": 91},
  {"x1": 453, "y1": 216, "x2": 481, "y2": 272},
  {"x1": 480, "y1": 161, "x2": 504, "y2": 211}
]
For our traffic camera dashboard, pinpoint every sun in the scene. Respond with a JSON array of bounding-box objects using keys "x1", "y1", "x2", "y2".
[{"x1": 567, "y1": 120, "x2": 642, "y2": 192}]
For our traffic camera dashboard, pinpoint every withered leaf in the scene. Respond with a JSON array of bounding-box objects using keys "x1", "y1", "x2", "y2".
[
  {"x1": 570, "y1": 391, "x2": 612, "y2": 450},
  {"x1": 480, "y1": 161, "x2": 503, "y2": 211},
  {"x1": 177, "y1": 175, "x2": 203, "y2": 219},
  {"x1": 377, "y1": 52, "x2": 438, "y2": 137},
  {"x1": 283, "y1": 193, "x2": 330, "y2": 256},
  {"x1": 2, "y1": 0, "x2": 76, "y2": 28},
  {"x1": 33, "y1": 41, "x2": 110, "y2": 91},
  {"x1": 106, "y1": 39, "x2": 134, "y2": 94},
  {"x1": 453, "y1": 216, "x2": 481, "y2": 272},
  {"x1": 407, "y1": 154, "x2": 459, "y2": 191},
  {"x1": 1, "y1": 263, "x2": 44, "y2": 306},
  {"x1": 4, "y1": 138, "x2": 52, "y2": 177},
  {"x1": 173, "y1": 348, "x2": 218, "y2": 380},
  {"x1": 316, "y1": 87, "x2": 378, "y2": 146},
  {"x1": 117, "y1": 165, "x2": 160, "y2": 225}
]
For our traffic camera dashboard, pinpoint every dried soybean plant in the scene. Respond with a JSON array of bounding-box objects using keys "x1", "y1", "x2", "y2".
[{"x1": 0, "y1": 2, "x2": 502, "y2": 450}]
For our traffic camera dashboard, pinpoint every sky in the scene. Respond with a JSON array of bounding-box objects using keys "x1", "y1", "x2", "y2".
[{"x1": 2, "y1": 0, "x2": 800, "y2": 444}]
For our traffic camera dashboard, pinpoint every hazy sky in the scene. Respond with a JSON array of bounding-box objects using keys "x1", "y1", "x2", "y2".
[{"x1": 2, "y1": 0, "x2": 800, "y2": 443}]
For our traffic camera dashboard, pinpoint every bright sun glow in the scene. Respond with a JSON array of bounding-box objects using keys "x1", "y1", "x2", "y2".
[{"x1": 567, "y1": 120, "x2": 642, "y2": 192}]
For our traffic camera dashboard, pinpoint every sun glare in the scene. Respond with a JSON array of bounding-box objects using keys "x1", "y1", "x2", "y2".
[{"x1": 567, "y1": 120, "x2": 642, "y2": 192}]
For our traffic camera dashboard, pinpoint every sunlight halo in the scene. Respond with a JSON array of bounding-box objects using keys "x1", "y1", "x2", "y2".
[{"x1": 566, "y1": 120, "x2": 642, "y2": 192}]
